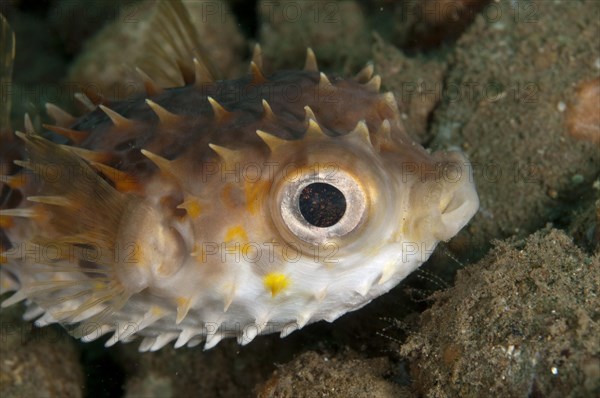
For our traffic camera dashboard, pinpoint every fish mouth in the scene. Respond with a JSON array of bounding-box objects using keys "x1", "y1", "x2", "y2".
[
  {"x1": 434, "y1": 151, "x2": 479, "y2": 241},
  {"x1": 398, "y1": 150, "x2": 479, "y2": 244}
]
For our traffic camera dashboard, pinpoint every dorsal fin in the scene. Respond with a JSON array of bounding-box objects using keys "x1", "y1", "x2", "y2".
[
  {"x1": 136, "y1": 67, "x2": 164, "y2": 96},
  {"x1": 139, "y1": 0, "x2": 219, "y2": 87},
  {"x1": 252, "y1": 44, "x2": 263, "y2": 69}
]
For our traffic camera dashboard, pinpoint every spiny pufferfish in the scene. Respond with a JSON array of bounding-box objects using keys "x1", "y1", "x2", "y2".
[{"x1": 0, "y1": 2, "x2": 479, "y2": 351}]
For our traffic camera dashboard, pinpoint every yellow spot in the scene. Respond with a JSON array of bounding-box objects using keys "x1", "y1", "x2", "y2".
[
  {"x1": 0, "y1": 215, "x2": 14, "y2": 229},
  {"x1": 151, "y1": 305, "x2": 164, "y2": 317},
  {"x1": 176, "y1": 296, "x2": 191, "y2": 323},
  {"x1": 92, "y1": 281, "x2": 105, "y2": 290},
  {"x1": 263, "y1": 273, "x2": 289, "y2": 297},
  {"x1": 244, "y1": 180, "x2": 270, "y2": 214},
  {"x1": 130, "y1": 240, "x2": 144, "y2": 264},
  {"x1": 1, "y1": 174, "x2": 27, "y2": 189},
  {"x1": 178, "y1": 199, "x2": 202, "y2": 218},
  {"x1": 114, "y1": 178, "x2": 140, "y2": 193},
  {"x1": 157, "y1": 262, "x2": 171, "y2": 276},
  {"x1": 92, "y1": 163, "x2": 140, "y2": 193},
  {"x1": 224, "y1": 225, "x2": 248, "y2": 243},
  {"x1": 190, "y1": 243, "x2": 206, "y2": 263},
  {"x1": 176, "y1": 296, "x2": 190, "y2": 308},
  {"x1": 176, "y1": 297, "x2": 190, "y2": 307}
]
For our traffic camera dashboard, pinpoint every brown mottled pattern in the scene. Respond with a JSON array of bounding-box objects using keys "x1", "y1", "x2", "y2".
[
  {"x1": 0, "y1": 54, "x2": 479, "y2": 351},
  {"x1": 70, "y1": 71, "x2": 398, "y2": 181}
]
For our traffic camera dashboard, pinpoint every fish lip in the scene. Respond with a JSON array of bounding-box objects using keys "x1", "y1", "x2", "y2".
[{"x1": 435, "y1": 152, "x2": 479, "y2": 241}]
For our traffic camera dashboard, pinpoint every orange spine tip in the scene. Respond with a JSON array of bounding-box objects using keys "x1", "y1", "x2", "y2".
[
  {"x1": 0, "y1": 173, "x2": 27, "y2": 189},
  {"x1": 91, "y1": 162, "x2": 140, "y2": 193},
  {"x1": 43, "y1": 123, "x2": 89, "y2": 144},
  {"x1": 177, "y1": 198, "x2": 202, "y2": 219},
  {"x1": 0, "y1": 215, "x2": 14, "y2": 229},
  {"x1": 136, "y1": 67, "x2": 164, "y2": 96}
]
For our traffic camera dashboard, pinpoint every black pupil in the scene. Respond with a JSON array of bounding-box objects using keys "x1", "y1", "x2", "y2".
[{"x1": 298, "y1": 183, "x2": 347, "y2": 228}]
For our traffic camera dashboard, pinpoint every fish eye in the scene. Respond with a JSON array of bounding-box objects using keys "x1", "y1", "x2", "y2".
[
  {"x1": 298, "y1": 183, "x2": 346, "y2": 228},
  {"x1": 278, "y1": 169, "x2": 367, "y2": 245}
]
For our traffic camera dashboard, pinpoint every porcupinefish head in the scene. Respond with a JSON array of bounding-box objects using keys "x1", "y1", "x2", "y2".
[{"x1": 0, "y1": 3, "x2": 478, "y2": 351}]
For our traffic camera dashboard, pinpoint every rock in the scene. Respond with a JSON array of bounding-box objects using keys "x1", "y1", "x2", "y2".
[
  {"x1": 371, "y1": 35, "x2": 447, "y2": 142},
  {"x1": 429, "y1": 0, "x2": 600, "y2": 257},
  {"x1": 68, "y1": 0, "x2": 245, "y2": 100},
  {"x1": 258, "y1": 0, "x2": 371, "y2": 74},
  {"x1": 400, "y1": 228, "x2": 600, "y2": 397},
  {"x1": 257, "y1": 349, "x2": 411, "y2": 398},
  {"x1": 0, "y1": 304, "x2": 84, "y2": 398}
]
